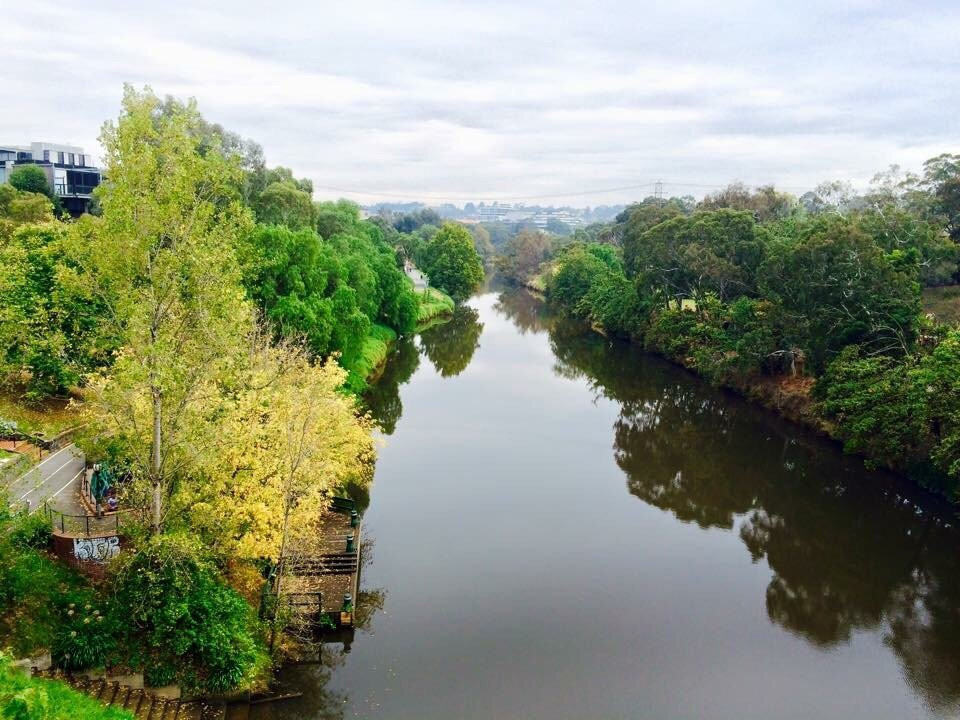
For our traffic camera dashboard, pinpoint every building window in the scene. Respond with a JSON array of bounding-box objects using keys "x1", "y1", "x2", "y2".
[
  {"x1": 57, "y1": 152, "x2": 64, "y2": 164},
  {"x1": 78, "y1": 154, "x2": 85, "y2": 167},
  {"x1": 43, "y1": 150, "x2": 50, "y2": 161},
  {"x1": 68, "y1": 153, "x2": 75, "y2": 165}
]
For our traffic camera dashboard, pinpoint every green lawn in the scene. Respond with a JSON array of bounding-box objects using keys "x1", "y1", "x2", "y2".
[
  {"x1": 416, "y1": 287, "x2": 455, "y2": 326},
  {"x1": 1, "y1": 659, "x2": 134, "y2": 720}
]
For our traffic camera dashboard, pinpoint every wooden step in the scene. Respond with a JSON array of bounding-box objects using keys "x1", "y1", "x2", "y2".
[
  {"x1": 103, "y1": 681, "x2": 120, "y2": 705},
  {"x1": 93, "y1": 679, "x2": 109, "y2": 700},
  {"x1": 137, "y1": 694, "x2": 156, "y2": 720}
]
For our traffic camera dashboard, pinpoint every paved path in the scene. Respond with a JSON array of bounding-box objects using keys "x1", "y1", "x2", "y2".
[
  {"x1": 406, "y1": 265, "x2": 428, "y2": 289},
  {"x1": 6, "y1": 443, "x2": 85, "y2": 514}
]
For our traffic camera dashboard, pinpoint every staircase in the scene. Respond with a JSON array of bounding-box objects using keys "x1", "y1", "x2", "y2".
[
  {"x1": 284, "y1": 552, "x2": 358, "y2": 575},
  {"x1": 31, "y1": 668, "x2": 212, "y2": 719}
]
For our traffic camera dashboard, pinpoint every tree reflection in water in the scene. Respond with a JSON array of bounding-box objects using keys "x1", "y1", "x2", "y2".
[
  {"x1": 418, "y1": 305, "x2": 483, "y2": 378},
  {"x1": 364, "y1": 335, "x2": 421, "y2": 436},
  {"x1": 496, "y1": 287, "x2": 960, "y2": 715}
]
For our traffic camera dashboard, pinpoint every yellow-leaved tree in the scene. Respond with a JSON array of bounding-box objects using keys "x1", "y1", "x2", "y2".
[{"x1": 175, "y1": 332, "x2": 374, "y2": 561}]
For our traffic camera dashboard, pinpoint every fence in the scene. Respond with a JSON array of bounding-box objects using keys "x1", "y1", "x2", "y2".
[
  {"x1": 330, "y1": 496, "x2": 356, "y2": 513},
  {"x1": 283, "y1": 592, "x2": 324, "y2": 620},
  {"x1": 45, "y1": 504, "x2": 128, "y2": 537}
]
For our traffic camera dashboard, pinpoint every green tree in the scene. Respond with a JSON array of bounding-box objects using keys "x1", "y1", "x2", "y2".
[
  {"x1": 856, "y1": 205, "x2": 958, "y2": 287},
  {"x1": 418, "y1": 222, "x2": 484, "y2": 302},
  {"x1": 760, "y1": 217, "x2": 921, "y2": 370},
  {"x1": 546, "y1": 243, "x2": 618, "y2": 315},
  {"x1": 496, "y1": 229, "x2": 553, "y2": 284},
  {"x1": 0, "y1": 184, "x2": 53, "y2": 241},
  {"x1": 8, "y1": 165, "x2": 52, "y2": 198},
  {"x1": 0, "y1": 221, "x2": 118, "y2": 398},
  {"x1": 8, "y1": 165, "x2": 63, "y2": 217},
  {"x1": 698, "y1": 182, "x2": 797, "y2": 222},
  {"x1": 625, "y1": 209, "x2": 768, "y2": 304},
  {"x1": 252, "y1": 180, "x2": 316, "y2": 229},
  {"x1": 83, "y1": 85, "x2": 253, "y2": 532},
  {"x1": 920, "y1": 153, "x2": 960, "y2": 242}
]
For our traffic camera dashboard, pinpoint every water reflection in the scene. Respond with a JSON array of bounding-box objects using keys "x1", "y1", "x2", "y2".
[
  {"x1": 417, "y1": 305, "x2": 484, "y2": 377},
  {"x1": 364, "y1": 336, "x2": 421, "y2": 436},
  {"x1": 496, "y1": 287, "x2": 960, "y2": 715}
]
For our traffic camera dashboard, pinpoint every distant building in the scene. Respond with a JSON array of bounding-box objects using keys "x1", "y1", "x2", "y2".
[
  {"x1": 531, "y1": 209, "x2": 583, "y2": 229},
  {"x1": 478, "y1": 202, "x2": 511, "y2": 223},
  {"x1": 0, "y1": 141, "x2": 101, "y2": 215}
]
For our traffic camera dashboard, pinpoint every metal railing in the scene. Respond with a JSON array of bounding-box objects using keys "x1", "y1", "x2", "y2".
[
  {"x1": 284, "y1": 592, "x2": 323, "y2": 618},
  {"x1": 44, "y1": 504, "x2": 127, "y2": 537},
  {"x1": 330, "y1": 496, "x2": 355, "y2": 513}
]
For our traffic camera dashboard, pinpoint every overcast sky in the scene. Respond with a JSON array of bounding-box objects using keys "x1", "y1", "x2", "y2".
[{"x1": 2, "y1": 0, "x2": 957, "y2": 205}]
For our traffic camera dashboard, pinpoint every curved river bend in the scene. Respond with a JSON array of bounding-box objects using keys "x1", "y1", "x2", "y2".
[{"x1": 262, "y1": 288, "x2": 960, "y2": 720}]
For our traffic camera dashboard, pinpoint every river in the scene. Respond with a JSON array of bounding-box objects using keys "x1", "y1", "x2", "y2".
[{"x1": 259, "y1": 287, "x2": 960, "y2": 720}]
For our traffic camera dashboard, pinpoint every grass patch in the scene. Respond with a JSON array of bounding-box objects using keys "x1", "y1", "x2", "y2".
[
  {"x1": 415, "y1": 287, "x2": 455, "y2": 327},
  {"x1": 347, "y1": 324, "x2": 398, "y2": 392},
  {"x1": 0, "y1": 392, "x2": 78, "y2": 437},
  {"x1": 0, "y1": 511, "x2": 92, "y2": 659},
  {"x1": 1, "y1": 656, "x2": 134, "y2": 720},
  {"x1": 923, "y1": 285, "x2": 960, "y2": 325}
]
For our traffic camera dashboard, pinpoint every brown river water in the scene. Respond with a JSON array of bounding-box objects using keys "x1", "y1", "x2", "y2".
[{"x1": 257, "y1": 287, "x2": 960, "y2": 720}]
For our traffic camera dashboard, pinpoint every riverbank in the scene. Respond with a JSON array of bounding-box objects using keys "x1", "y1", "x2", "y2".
[
  {"x1": 415, "y1": 287, "x2": 455, "y2": 328},
  {"x1": 528, "y1": 273, "x2": 953, "y2": 498}
]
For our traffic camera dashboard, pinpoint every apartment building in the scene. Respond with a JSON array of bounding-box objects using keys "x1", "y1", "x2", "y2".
[{"x1": 0, "y1": 141, "x2": 101, "y2": 215}]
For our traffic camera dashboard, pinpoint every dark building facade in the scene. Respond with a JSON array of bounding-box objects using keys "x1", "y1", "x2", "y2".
[{"x1": 0, "y1": 142, "x2": 102, "y2": 216}]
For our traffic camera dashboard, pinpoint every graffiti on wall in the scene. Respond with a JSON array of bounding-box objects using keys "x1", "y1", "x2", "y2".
[{"x1": 73, "y1": 536, "x2": 120, "y2": 563}]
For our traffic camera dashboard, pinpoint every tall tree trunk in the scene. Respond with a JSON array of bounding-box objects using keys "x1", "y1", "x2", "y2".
[
  {"x1": 269, "y1": 486, "x2": 295, "y2": 653},
  {"x1": 151, "y1": 388, "x2": 162, "y2": 534}
]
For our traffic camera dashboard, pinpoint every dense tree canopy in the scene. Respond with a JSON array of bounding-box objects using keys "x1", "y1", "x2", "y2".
[
  {"x1": 760, "y1": 217, "x2": 920, "y2": 368},
  {"x1": 496, "y1": 229, "x2": 553, "y2": 284},
  {"x1": 626, "y1": 209, "x2": 769, "y2": 303},
  {"x1": 418, "y1": 222, "x2": 485, "y2": 302}
]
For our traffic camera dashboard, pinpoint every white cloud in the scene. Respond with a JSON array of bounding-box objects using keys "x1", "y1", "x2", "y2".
[{"x1": 1, "y1": 0, "x2": 957, "y2": 205}]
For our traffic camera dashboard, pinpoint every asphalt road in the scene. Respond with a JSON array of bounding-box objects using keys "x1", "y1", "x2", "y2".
[{"x1": 6, "y1": 444, "x2": 85, "y2": 514}]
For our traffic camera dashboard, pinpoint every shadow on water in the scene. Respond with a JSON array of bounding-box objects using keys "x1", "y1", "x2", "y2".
[{"x1": 495, "y1": 287, "x2": 960, "y2": 714}]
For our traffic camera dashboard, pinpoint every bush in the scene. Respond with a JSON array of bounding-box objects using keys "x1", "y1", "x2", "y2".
[
  {"x1": 110, "y1": 534, "x2": 267, "y2": 694},
  {"x1": 54, "y1": 598, "x2": 118, "y2": 671},
  {"x1": 7, "y1": 512, "x2": 52, "y2": 551}
]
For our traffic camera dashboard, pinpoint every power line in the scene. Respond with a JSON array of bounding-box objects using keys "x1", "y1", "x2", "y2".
[
  {"x1": 312, "y1": 181, "x2": 660, "y2": 203},
  {"x1": 313, "y1": 178, "x2": 825, "y2": 203}
]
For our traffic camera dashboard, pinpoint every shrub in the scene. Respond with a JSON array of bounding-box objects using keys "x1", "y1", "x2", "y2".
[{"x1": 110, "y1": 534, "x2": 268, "y2": 694}]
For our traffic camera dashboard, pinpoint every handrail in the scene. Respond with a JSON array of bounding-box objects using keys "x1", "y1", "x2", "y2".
[
  {"x1": 330, "y1": 496, "x2": 355, "y2": 513},
  {"x1": 44, "y1": 503, "x2": 129, "y2": 537}
]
